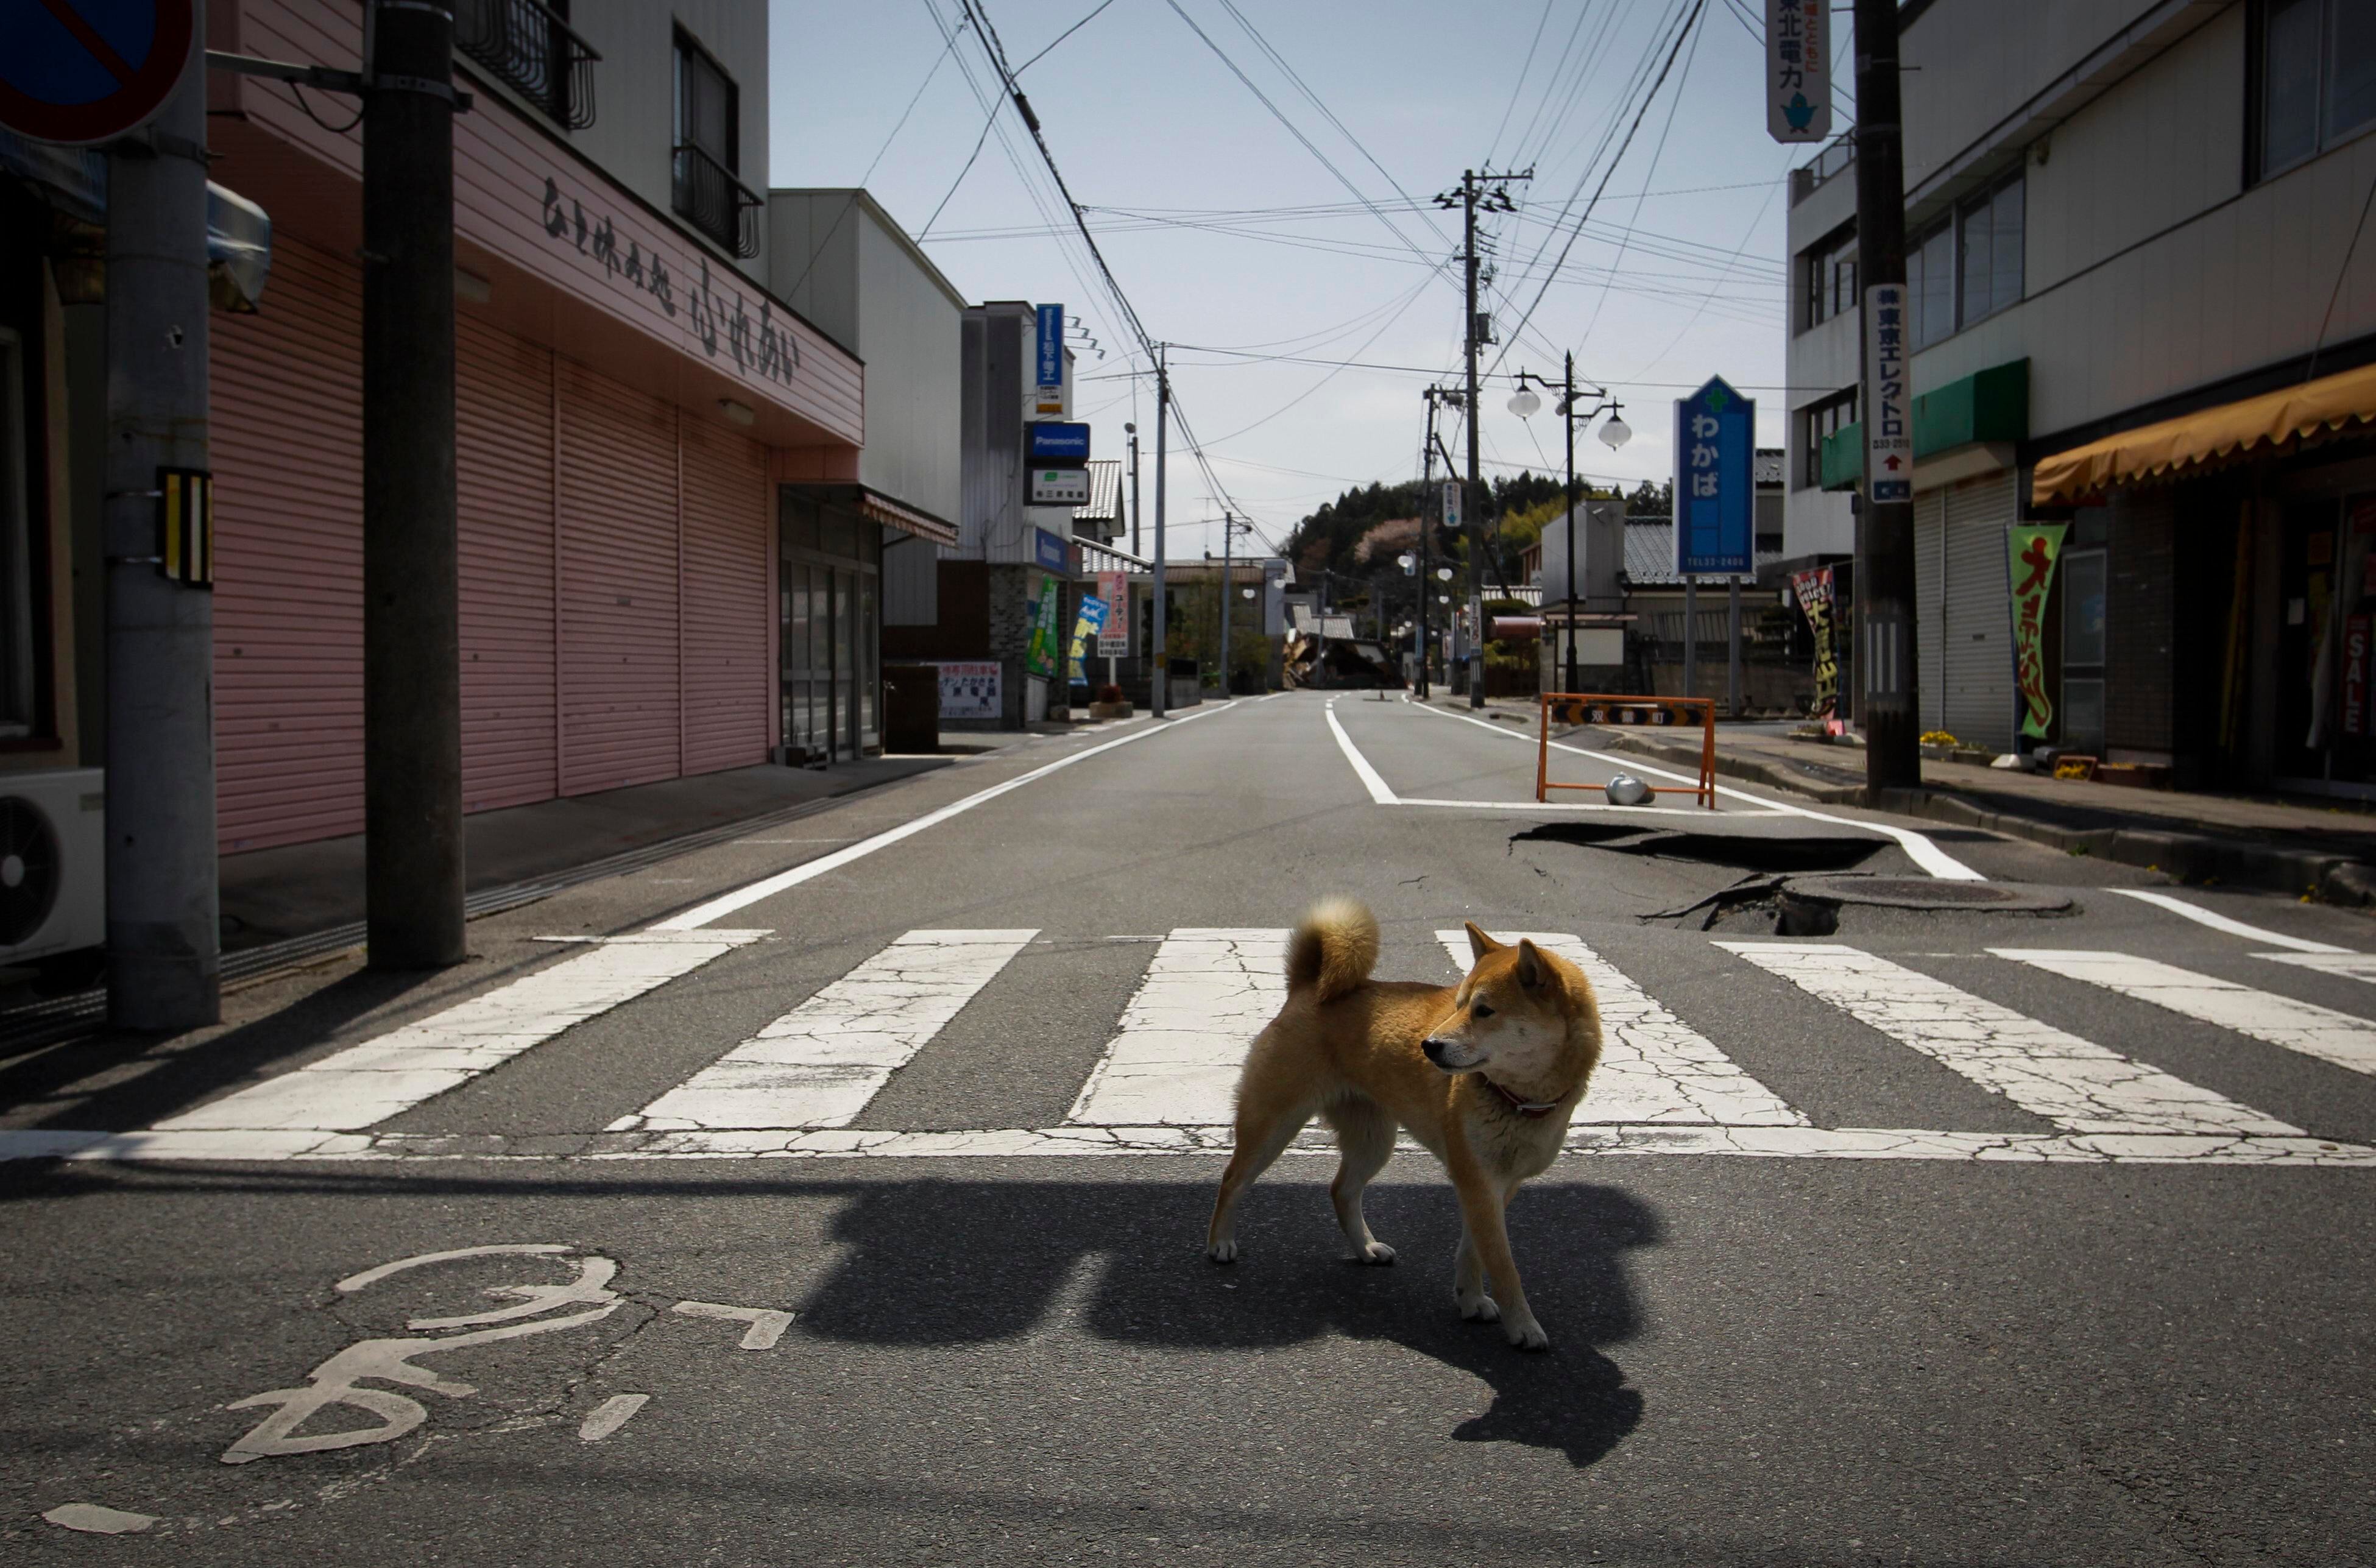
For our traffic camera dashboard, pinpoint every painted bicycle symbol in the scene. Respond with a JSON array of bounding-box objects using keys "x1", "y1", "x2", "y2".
[{"x1": 221, "y1": 1243, "x2": 790, "y2": 1464}]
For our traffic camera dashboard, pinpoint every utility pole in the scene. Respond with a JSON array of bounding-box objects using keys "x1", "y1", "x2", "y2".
[
  {"x1": 1562, "y1": 353, "x2": 1579, "y2": 694},
  {"x1": 1151, "y1": 346, "x2": 1169, "y2": 718},
  {"x1": 1853, "y1": 0, "x2": 1920, "y2": 791},
  {"x1": 1418, "y1": 392, "x2": 1436, "y2": 700},
  {"x1": 364, "y1": 0, "x2": 467, "y2": 968},
  {"x1": 105, "y1": 5, "x2": 219, "y2": 1029},
  {"x1": 1126, "y1": 422, "x2": 1141, "y2": 556},
  {"x1": 1438, "y1": 168, "x2": 1527, "y2": 709},
  {"x1": 1218, "y1": 512, "x2": 1234, "y2": 695}
]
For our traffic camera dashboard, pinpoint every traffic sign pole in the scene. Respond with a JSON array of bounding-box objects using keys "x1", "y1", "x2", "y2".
[{"x1": 102, "y1": 0, "x2": 219, "y2": 1029}]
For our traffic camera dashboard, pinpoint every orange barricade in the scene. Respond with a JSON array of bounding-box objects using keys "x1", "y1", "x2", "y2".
[{"x1": 1536, "y1": 693, "x2": 1716, "y2": 809}]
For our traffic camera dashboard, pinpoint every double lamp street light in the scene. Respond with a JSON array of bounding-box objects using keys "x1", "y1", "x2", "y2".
[{"x1": 1508, "y1": 351, "x2": 1630, "y2": 696}]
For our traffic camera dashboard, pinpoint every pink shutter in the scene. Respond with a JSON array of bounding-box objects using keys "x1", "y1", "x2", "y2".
[
  {"x1": 557, "y1": 359, "x2": 681, "y2": 794},
  {"x1": 456, "y1": 318, "x2": 558, "y2": 811},
  {"x1": 211, "y1": 236, "x2": 366, "y2": 852},
  {"x1": 679, "y1": 416, "x2": 771, "y2": 775}
]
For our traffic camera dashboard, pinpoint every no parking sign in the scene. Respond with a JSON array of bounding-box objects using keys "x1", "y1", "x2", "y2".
[{"x1": 0, "y1": 0, "x2": 197, "y2": 146}]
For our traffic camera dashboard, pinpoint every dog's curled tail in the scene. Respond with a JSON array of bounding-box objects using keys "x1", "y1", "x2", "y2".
[{"x1": 1285, "y1": 898, "x2": 1380, "y2": 1003}]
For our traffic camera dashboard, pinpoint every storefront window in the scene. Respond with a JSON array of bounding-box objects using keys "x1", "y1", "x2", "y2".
[
  {"x1": 780, "y1": 495, "x2": 881, "y2": 766},
  {"x1": 2062, "y1": 549, "x2": 2107, "y2": 755}
]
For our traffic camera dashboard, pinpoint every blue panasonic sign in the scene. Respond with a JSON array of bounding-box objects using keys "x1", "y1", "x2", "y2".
[{"x1": 1027, "y1": 422, "x2": 1091, "y2": 464}]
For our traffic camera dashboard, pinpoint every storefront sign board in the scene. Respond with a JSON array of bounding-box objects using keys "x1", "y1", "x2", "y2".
[
  {"x1": 935, "y1": 662, "x2": 1001, "y2": 720},
  {"x1": 1097, "y1": 570, "x2": 1129, "y2": 655},
  {"x1": 1789, "y1": 565, "x2": 1838, "y2": 718},
  {"x1": 1864, "y1": 283, "x2": 1912, "y2": 503},
  {"x1": 2008, "y1": 523, "x2": 2068, "y2": 740}
]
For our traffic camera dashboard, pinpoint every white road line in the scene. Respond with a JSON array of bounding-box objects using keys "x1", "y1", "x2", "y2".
[
  {"x1": 1993, "y1": 948, "x2": 2376, "y2": 1079},
  {"x1": 2257, "y1": 952, "x2": 2376, "y2": 984},
  {"x1": 578, "y1": 1394, "x2": 649, "y2": 1441},
  {"x1": 1405, "y1": 701, "x2": 1984, "y2": 880},
  {"x1": 624, "y1": 930, "x2": 1037, "y2": 1132},
  {"x1": 1324, "y1": 701, "x2": 1398, "y2": 803},
  {"x1": 1398, "y1": 796, "x2": 1792, "y2": 816},
  {"x1": 1436, "y1": 931, "x2": 1805, "y2": 1126},
  {"x1": 153, "y1": 930, "x2": 768, "y2": 1133},
  {"x1": 1066, "y1": 928, "x2": 1288, "y2": 1126},
  {"x1": 670, "y1": 1299, "x2": 794, "y2": 1349},
  {"x1": 656, "y1": 707, "x2": 1229, "y2": 931},
  {"x1": 1718, "y1": 942, "x2": 2299, "y2": 1135},
  {"x1": 2104, "y1": 888, "x2": 2352, "y2": 953}
]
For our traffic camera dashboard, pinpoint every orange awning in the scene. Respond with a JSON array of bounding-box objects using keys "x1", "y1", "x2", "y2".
[{"x1": 2031, "y1": 361, "x2": 2376, "y2": 506}]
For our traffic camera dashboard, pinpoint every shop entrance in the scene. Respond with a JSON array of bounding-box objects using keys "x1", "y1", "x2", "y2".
[
  {"x1": 2276, "y1": 494, "x2": 2376, "y2": 789},
  {"x1": 780, "y1": 498, "x2": 879, "y2": 766}
]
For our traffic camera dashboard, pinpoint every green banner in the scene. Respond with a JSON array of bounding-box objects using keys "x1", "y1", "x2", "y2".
[
  {"x1": 2009, "y1": 522, "x2": 2068, "y2": 740},
  {"x1": 1026, "y1": 573, "x2": 1063, "y2": 680}
]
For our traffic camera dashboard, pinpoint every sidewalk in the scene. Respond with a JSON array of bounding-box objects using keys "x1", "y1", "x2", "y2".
[{"x1": 1420, "y1": 693, "x2": 2376, "y2": 905}]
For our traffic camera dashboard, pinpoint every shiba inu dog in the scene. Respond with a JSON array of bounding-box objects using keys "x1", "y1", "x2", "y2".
[{"x1": 1205, "y1": 899, "x2": 1603, "y2": 1351}]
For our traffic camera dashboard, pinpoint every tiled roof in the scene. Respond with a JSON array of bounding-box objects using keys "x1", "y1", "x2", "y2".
[
  {"x1": 1074, "y1": 459, "x2": 1123, "y2": 525},
  {"x1": 1622, "y1": 519, "x2": 1783, "y2": 585}
]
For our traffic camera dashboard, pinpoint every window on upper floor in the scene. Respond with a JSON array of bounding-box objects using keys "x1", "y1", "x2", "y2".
[
  {"x1": 672, "y1": 29, "x2": 760, "y2": 258},
  {"x1": 2255, "y1": 0, "x2": 2376, "y2": 181},
  {"x1": 1800, "y1": 223, "x2": 1858, "y2": 334},
  {"x1": 1905, "y1": 171, "x2": 2023, "y2": 350},
  {"x1": 1798, "y1": 388, "x2": 1857, "y2": 490}
]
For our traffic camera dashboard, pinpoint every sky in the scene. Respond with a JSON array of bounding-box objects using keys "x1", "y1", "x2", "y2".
[{"x1": 766, "y1": 0, "x2": 1853, "y2": 560}]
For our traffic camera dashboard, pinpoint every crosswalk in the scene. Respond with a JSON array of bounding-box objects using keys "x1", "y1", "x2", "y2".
[{"x1": 13, "y1": 923, "x2": 2376, "y2": 1167}]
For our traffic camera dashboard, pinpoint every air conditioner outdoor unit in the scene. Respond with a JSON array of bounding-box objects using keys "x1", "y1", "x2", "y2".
[{"x1": 0, "y1": 767, "x2": 105, "y2": 966}]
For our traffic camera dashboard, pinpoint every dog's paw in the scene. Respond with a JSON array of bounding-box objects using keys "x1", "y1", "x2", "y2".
[
  {"x1": 1354, "y1": 1241, "x2": 1396, "y2": 1265},
  {"x1": 1458, "y1": 1295, "x2": 1501, "y2": 1323},
  {"x1": 1207, "y1": 1238, "x2": 1239, "y2": 1264},
  {"x1": 1502, "y1": 1318, "x2": 1552, "y2": 1352}
]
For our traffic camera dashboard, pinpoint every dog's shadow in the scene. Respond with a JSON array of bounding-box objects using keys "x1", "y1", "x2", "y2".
[{"x1": 797, "y1": 1176, "x2": 1652, "y2": 1469}]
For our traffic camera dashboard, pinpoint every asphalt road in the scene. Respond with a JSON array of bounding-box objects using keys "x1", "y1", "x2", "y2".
[{"x1": 5, "y1": 692, "x2": 2374, "y2": 1566}]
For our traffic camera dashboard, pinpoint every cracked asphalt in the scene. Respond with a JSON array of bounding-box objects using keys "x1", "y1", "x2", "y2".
[{"x1": 4, "y1": 693, "x2": 2374, "y2": 1566}]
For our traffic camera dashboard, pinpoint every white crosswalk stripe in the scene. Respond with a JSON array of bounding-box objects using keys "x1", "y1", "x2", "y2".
[
  {"x1": 2257, "y1": 951, "x2": 2376, "y2": 985},
  {"x1": 1434, "y1": 931, "x2": 1805, "y2": 1126},
  {"x1": 1995, "y1": 949, "x2": 2376, "y2": 1079},
  {"x1": 154, "y1": 930, "x2": 768, "y2": 1134},
  {"x1": 622, "y1": 930, "x2": 1038, "y2": 1132},
  {"x1": 1066, "y1": 929, "x2": 1288, "y2": 1127},
  {"x1": 1717, "y1": 942, "x2": 2300, "y2": 1135}
]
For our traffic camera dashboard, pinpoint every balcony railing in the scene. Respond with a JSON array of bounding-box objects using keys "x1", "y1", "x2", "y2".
[
  {"x1": 456, "y1": 0, "x2": 600, "y2": 130},
  {"x1": 672, "y1": 143, "x2": 763, "y2": 258},
  {"x1": 1789, "y1": 127, "x2": 1857, "y2": 207}
]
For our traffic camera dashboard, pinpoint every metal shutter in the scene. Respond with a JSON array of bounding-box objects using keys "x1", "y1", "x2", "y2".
[
  {"x1": 1914, "y1": 489, "x2": 1945, "y2": 733},
  {"x1": 1942, "y1": 474, "x2": 2016, "y2": 752},
  {"x1": 679, "y1": 415, "x2": 772, "y2": 776},
  {"x1": 557, "y1": 359, "x2": 682, "y2": 796},
  {"x1": 211, "y1": 236, "x2": 366, "y2": 853},
  {"x1": 456, "y1": 319, "x2": 558, "y2": 813}
]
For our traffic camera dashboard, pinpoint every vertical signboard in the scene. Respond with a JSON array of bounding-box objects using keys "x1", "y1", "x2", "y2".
[
  {"x1": 2008, "y1": 522, "x2": 2068, "y2": 740},
  {"x1": 1864, "y1": 283, "x2": 1912, "y2": 502},
  {"x1": 1766, "y1": 0, "x2": 1830, "y2": 143},
  {"x1": 1026, "y1": 573, "x2": 1063, "y2": 679},
  {"x1": 1674, "y1": 377, "x2": 1754, "y2": 574},
  {"x1": 1067, "y1": 597, "x2": 1108, "y2": 683},
  {"x1": 1441, "y1": 480, "x2": 1462, "y2": 534},
  {"x1": 1789, "y1": 566, "x2": 1838, "y2": 718},
  {"x1": 1097, "y1": 569, "x2": 1129, "y2": 655},
  {"x1": 1035, "y1": 302, "x2": 1066, "y2": 415}
]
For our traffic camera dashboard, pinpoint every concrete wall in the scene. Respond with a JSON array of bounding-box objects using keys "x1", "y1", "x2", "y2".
[{"x1": 570, "y1": 0, "x2": 770, "y2": 284}]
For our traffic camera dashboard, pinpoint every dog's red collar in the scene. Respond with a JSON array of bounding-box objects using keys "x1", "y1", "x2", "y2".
[{"x1": 1485, "y1": 1078, "x2": 1560, "y2": 1118}]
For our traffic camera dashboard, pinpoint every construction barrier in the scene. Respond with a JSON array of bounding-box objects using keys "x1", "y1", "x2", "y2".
[{"x1": 1537, "y1": 693, "x2": 1717, "y2": 809}]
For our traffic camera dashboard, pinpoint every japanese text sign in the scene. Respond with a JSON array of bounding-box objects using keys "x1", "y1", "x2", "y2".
[
  {"x1": 2008, "y1": 523, "x2": 2067, "y2": 740},
  {"x1": 1673, "y1": 376, "x2": 1755, "y2": 575},
  {"x1": 1789, "y1": 566, "x2": 1837, "y2": 718},
  {"x1": 1766, "y1": 0, "x2": 1831, "y2": 143},
  {"x1": 1097, "y1": 570, "x2": 1129, "y2": 655},
  {"x1": 1864, "y1": 282, "x2": 1912, "y2": 503}
]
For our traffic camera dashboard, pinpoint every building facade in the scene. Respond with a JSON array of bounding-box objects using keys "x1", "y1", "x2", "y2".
[{"x1": 1783, "y1": 0, "x2": 2376, "y2": 782}]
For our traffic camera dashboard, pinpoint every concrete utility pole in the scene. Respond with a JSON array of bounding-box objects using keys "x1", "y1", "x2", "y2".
[
  {"x1": 1562, "y1": 353, "x2": 1579, "y2": 696},
  {"x1": 1151, "y1": 346, "x2": 1169, "y2": 718},
  {"x1": 1853, "y1": 0, "x2": 1920, "y2": 790},
  {"x1": 1217, "y1": 512, "x2": 1233, "y2": 694},
  {"x1": 1438, "y1": 168, "x2": 1527, "y2": 709},
  {"x1": 105, "y1": 4, "x2": 219, "y2": 1029},
  {"x1": 363, "y1": 0, "x2": 467, "y2": 968},
  {"x1": 1418, "y1": 392, "x2": 1437, "y2": 699}
]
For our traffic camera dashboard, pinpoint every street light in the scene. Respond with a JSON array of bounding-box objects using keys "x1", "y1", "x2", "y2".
[
  {"x1": 1506, "y1": 386, "x2": 1543, "y2": 418},
  {"x1": 1510, "y1": 353, "x2": 1629, "y2": 696},
  {"x1": 1435, "y1": 565, "x2": 1453, "y2": 582},
  {"x1": 1599, "y1": 412, "x2": 1632, "y2": 450}
]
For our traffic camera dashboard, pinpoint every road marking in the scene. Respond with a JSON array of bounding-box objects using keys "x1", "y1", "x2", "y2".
[
  {"x1": 2104, "y1": 888, "x2": 2352, "y2": 953},
  {"x1": 1439, "y1": 931, "x2": 1804, "y2": 1126},
  {"x1": 1405, "y1": 701, "x2": 1984, "y2": 880},
  {"x1": 578, "y1": 1393, "x2": 649, "y2": 1441},
  {"x1": 44, "y1": 1503, "x2": 158, "y2": 1534},
  {"x1": 153, "y1": 931, "x2": 768, "y2": 1134},
  {"x1": 2257, "y1": 951, "x2": 2376, "y2": 984},
  {"x1": 1398, "y1": 796, "x2": 1792, "y2": 816},
  {"x1": 622, "y1": 930, "x2": 1037, "y2": 1132},
  {"x1": 1993, "y1": 948, "x2": 2376, "y2": 1078},
  {"x1": 1324, "y1": 700, "x2": 1398, "y2": 803},
  {"x1": 671, "y1": 1300, "x2": 794, "y2": 1350},
  {"x1": 656, "y1": 707, "x2": 1229, "y2": 930},
  {"x1": 1719, "y1": 943, "x2": 2299, "y2": 1135},
  {"x1": 1067, "y1": 928, "x2": 1288, "y2": 1126}
]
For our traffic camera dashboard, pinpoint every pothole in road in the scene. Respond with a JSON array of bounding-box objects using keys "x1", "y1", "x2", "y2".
[{"x1": 1512, "y1": 822, "x2": 1887, "y2": 874}]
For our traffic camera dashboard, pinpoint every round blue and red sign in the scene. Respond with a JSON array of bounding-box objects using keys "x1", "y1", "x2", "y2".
[{"x1": 0, "y1": 0, "x2": 196, "y2": 146}]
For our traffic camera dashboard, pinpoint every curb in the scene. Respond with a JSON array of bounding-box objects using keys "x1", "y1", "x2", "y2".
[{"x1": 1588, "y1": 729, "x2": 2376, "y2": 906}]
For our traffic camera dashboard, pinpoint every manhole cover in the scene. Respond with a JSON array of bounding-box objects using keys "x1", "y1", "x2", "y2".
[{"x1": 1785, "y1": 876, "x2": 2072, "y2": 913}]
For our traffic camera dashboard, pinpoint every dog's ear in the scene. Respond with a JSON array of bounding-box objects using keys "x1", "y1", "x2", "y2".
[
  {"x1": 1465, "y1": 922, "x2": 1504, "y2": 962},
  {"x1": 1515, "y1": 939, "x2": 1546, "y2": 989}
]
